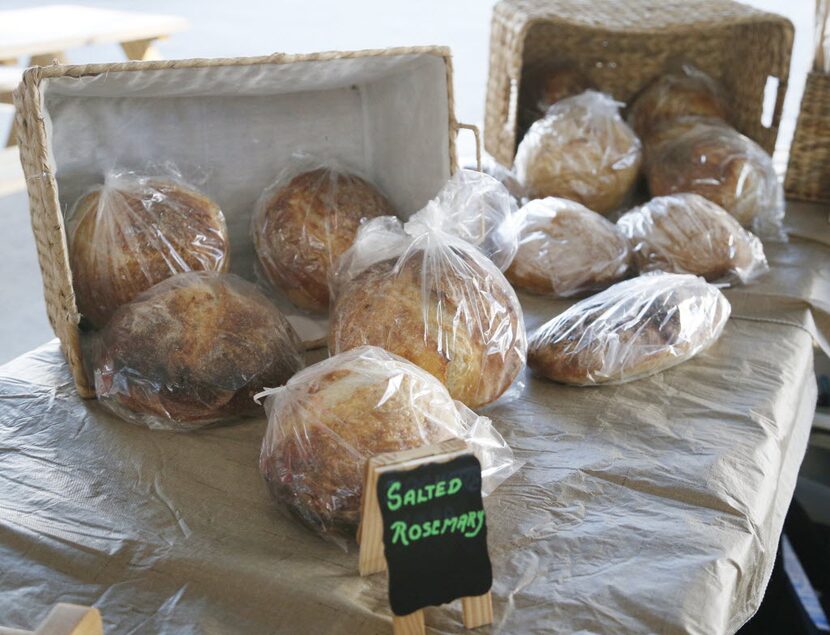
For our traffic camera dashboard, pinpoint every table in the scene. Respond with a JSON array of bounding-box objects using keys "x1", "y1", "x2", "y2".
[
  {"x1": 0, "y1": 4, "x2": 188, "y2": 146},
  {"x1": 0, "y1": 212, "x2": 824, "y2": 632}
]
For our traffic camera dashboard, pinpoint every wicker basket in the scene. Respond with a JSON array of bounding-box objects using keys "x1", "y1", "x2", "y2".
[
  {"x1": 484, "y1": 0, "x2": 794, "y2": 167},
  {"x1": 14, "y1": 47, "x2": 466, "y2": 398},
  {"x1": 785, "y1": 0, "x2": 830, "y2": 204}
]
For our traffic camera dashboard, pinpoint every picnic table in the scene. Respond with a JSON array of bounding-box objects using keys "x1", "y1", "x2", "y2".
[{"x1": 0, "y1": 4, "x2": 188, "y2": 146}]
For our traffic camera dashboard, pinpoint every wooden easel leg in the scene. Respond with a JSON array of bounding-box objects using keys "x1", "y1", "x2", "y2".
[
  {"x1": 120, "y1": 39, "x2": 163, "y2": 61},
  {"x1": 461, "y1": 592, "x2": 493, "y2": 629},
  {"x1": 392, "y1": 610, "x2": 425, "y2": 635}
]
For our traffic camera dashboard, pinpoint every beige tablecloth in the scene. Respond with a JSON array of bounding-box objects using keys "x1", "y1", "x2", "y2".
[{"x1": 0, "y1": 307, "x2": 818, "y2": 634}]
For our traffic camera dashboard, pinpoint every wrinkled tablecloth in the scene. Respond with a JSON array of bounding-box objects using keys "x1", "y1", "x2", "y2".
[{"x1": 0, "y1": 204, "x2": 827, "y2": 634}]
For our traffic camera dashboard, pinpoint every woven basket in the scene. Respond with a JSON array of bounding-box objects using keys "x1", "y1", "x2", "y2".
[
  {"x1": 785, "y1": 0, "x2": 830, "y2": 204},
  {"x1": 14, "y1": 47, "x2": 464, "y2": 398},
  {"x1": 485, "y1": 0, "x2": 794, "y2": 167}
]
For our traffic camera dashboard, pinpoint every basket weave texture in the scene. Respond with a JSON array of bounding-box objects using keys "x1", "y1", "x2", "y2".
[
  {"x1": 13, "y1": 47, "x2": 458, "y2": 398},
  {"x1": 485, "y1": 0, "x2": 794, "y2": 167},
  {"x1": 785, "y1": 71, "x2": 830, "y2": 203}
]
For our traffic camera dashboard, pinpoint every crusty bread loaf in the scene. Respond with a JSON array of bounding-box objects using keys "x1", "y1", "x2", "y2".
[
  {"x1": 259, "y1": 346, "x2": 464, "y2": 538},
  {"x1": 253, "y1": 168, "x2": 395, "y2": 312},
  {"x1": 519, "y1": 65, "x2": 596, "y2": 136},
  {"x1": 94, "y1": 271, "x2": 304, "y2": 429},
  {"x1": 514, "y1": 91, "x2": 642, "y2": 214},
  {"x1": 68, "y1": 176, "x2": 229, "y2": 328},
  {"x1": 506, "y1": 197, "x2": 630, "y2": 296},
  {"x1": 330, "y1": 247, "x2": 526, "y2": 408},
  {"x1": 629, "y1": 65, "x2": 729, "y2": 140},
  {"x1": 617, "y1": 193, "x2": 768, "y2": 284},
  {"x1": 528, "y1": 274, "x2": 730, "y2": 385},
  {"x1": 645, "y1": 119, "x2": 780, "y2": 228}
]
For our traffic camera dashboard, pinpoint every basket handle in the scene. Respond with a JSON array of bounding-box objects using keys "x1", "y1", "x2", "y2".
[
  {"x1": 455, "y1": 122, "x2": 482, "y2": 171},
  {"x1": 816, "y1": 0, "x2": 829, "y2": 72}
]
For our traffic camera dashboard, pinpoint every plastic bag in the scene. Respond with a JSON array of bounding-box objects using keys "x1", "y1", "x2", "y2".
[
  {"x1": 645, "y1": 118, "x2": 785, "y2": 240},
  {"x1": 505, "y1": 197, "x2": 631, "y2": 297},
  {"x1": 514, "y1": 90, "x2": 642, "y2": 214},
  {"x1": 412, "y1": 168, "x2": 520, "y2": 271},
  {"x1": 257, "y1": 345, "x2": 519, "y2": 546},
  {"x1": 476, "y1": 156, "x2": 526, "y2": 204},
  {"x1": 67, "y1": 169, "x2": 229, "y2": 328},
  {"x1": 617, "y1": 193, "x2": 768, "y2": 285},
  {"x1": 252, "y1": 155, "x2": 397, "y2": 313},
  {"x1": 93, "y1": 271, "x2": 305, "y2": 430},
  {"x1": 528, "y1": 273, "x2": 731, "y2": 386},
  {"x1": 628, "y1": 64, "x2": 729, "y2": 140},
  {"x1": 330, "y1": 178, "x2": 527, "y2": 409}
]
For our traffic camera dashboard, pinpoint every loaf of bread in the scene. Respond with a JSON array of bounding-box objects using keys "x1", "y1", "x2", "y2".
[
  {"x1": 506, "y1": 197, "x2": 630, "y2": 296},
  {"x1": 258, "y1": 346, "x2": 498, "y2": 541},
  {"x1": 68, "y1": 174, "x2": 229, "y2": 328},
  {"x1": 628, "y1": 65, "x2": 729, "y2": 140},
  {"x1": 253, "y1": 167, "x2": 395, "y2": 312},
  {"x1": 330, "y1": 218, "x2": 526, "y2": 409},
  {"x1": 617, "y1": 193, "x2": 768, "y2": 284},
  {"x1": 519, "y1": 64, "x2": 596, "y2": 136},
  {"x1": 528, "y1": 273, "x2": 730, "y2": 385},
  {"x1": 93, "y1": 271, "x2": 304, "y2": 429},
  {"x1": 645, "y1": 118, "x2": 784, "y2": 237},
  {"x1": 514, "y1": 91, "x2": 642, "y2": 214}
]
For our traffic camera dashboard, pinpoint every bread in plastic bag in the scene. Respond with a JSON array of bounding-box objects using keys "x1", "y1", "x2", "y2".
[
  {"x1": 645, "y1": 118, "x2": 785, "y2": 239},
  {"x1": 67, "y1": 171, "x2": 229, "y2": 328},
  {"x1": 528, "y1": 273, "x2": 731, "y2": 386},
  {"x1": 514, "y1": 90, "x2": 642, "y2": 214},
  {"x1": 252, "y1": 157, "x2": 396, "y2": 313},
  {"x1": 93, "y1": 271, "x2": 304, "y2": 430},
  {"x1": 257, "y1": 345, "x2": 518, "y2": 545},
  {"x1": 477, "y1": 156, "x2": 526, "y2": 203},
  {"x1": 505, "y1": 197, "x2": 631, "y2": 296},
  {"x1": 330, "y1": 183, "x2": 527, "y2": 409},
  {"x1": 519, "y1": 62, "x2": 597, "y2": 137},
  {"x1": 628, "y1": 64, "x2": 729, "y2": 140},
  {"x1": 617, "y1": 193, "x2": 768, "y2": 285}
]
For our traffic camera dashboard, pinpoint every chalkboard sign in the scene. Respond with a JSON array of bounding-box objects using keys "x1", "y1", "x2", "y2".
[{"x1": 376, "y1": 453, "x2": 493, "y2": 617}]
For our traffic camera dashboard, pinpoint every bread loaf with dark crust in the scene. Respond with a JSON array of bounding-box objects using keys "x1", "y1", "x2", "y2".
[
  {"x1": 528, "y1": 274, "x2": 730, "y2": 385},
  {"x1": 69, "y1": 177, "x2": 229, "y2": 328},
  {"x1": 253, "y1": 168, "x2": 395, "y2": 312},
  {"x1": 94, "y1": 271, "x2": 304, "y2": 429}
]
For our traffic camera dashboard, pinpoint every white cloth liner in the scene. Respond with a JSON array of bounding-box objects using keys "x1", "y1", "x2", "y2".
[{"x1": 39, "y1": 52, "x2": 453, "y2": 340}]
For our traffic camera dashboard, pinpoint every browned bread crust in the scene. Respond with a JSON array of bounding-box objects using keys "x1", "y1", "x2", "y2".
[
  {"x1": 253, "y1": 168, "x2": 395, "y2": 312},
  {"x1": 330, "y1": 249, "x2": 526, "y2": 408},
  {"x1": 69, "y1": 177, "x2": 229, "y2": 328},
  {"x1": 94, "y1": 271, "x2": 304, "y2": 428},
  {"x1": 506, "y1": 198, "x2": 630, "y2": 296}
]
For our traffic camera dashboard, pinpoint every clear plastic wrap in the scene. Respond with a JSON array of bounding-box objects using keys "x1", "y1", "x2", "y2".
[
  {"x1": 67, "y1": 169, "x2": 230, "y2": 329},
  {"x1": 330, "y1": 177, "x2": 527, "y2": 409},
  {"x1": 514, "y1": 90, "x2": 642, "y2": 214},
  {"x1": 528, "y1": 273, "x2": 731, "y2": 386},
  {"x1": 257, "y1": 345, "x2": 519, "y2": 546},
  {"x1": 505, "y1": 197, "x2": 631, "y2": 297},
  {"x1": 409, "y1": 168, "x2": 519, "y2": 271},
  {"x1": 252, "y1": 155, "x2": 397, "y2": 313},
  {"x1": 618, "y1": 193, "x2": 768, "y2": 285},
  {"x1": 476, "y1": 155, "x2": 526, "y2": 203},
  {"x1": 645, "y1": 117, "x2": 785, "y2": 240},
  {"x1": 93, "y1": 271, "x2": 305, "y2": 430},
  {"x1": 628, "y1": 64, "x2": 729, "y2": 140}
]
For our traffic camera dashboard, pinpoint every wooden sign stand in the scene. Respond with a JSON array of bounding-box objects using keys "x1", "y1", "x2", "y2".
[
  {"x1": 0, "y1": 604, "x2": 102, "y2": 635},
  {"x1": 358, "y1": 438, "x2": 494, "y2": 634}
]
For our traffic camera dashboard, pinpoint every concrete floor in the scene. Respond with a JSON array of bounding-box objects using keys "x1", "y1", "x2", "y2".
[{"x1": 0, "y1": 0, "x2": 816, "y2": 363}]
